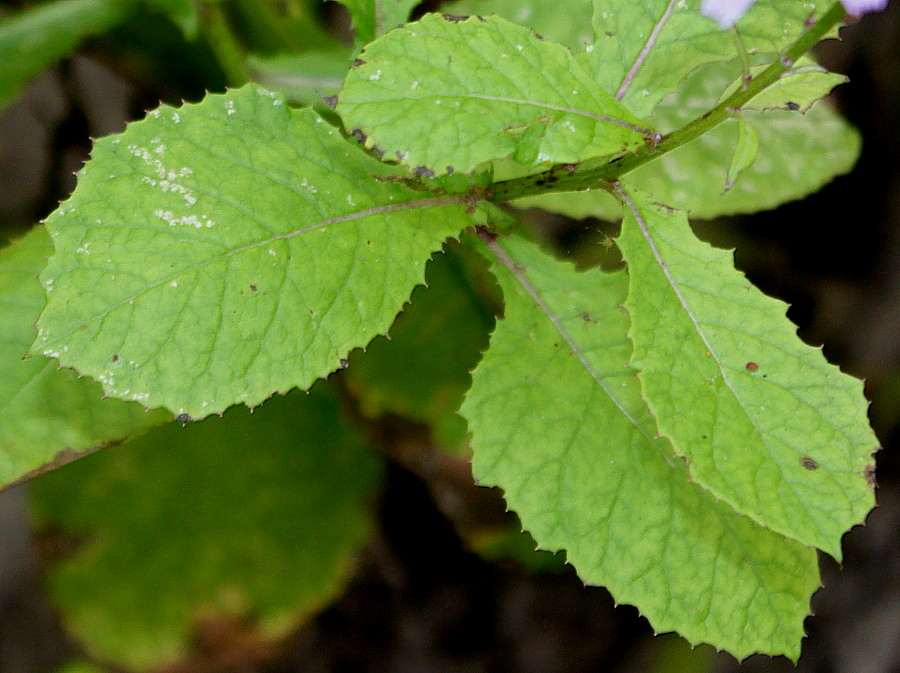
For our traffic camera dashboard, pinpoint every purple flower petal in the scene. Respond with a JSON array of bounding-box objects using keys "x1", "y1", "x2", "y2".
[
  {"x1": 841, "y1": 0, "x2": 889, "y2": 15},
  {"x1": 700, "y1": 0, "x2": 757, "y2": 27}
]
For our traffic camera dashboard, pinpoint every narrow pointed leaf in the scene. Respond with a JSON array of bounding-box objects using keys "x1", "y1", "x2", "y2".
[
  {"x1": 584, "y1": 0, "x2": 833, "y2": 117},
  {"x1": 334, "y1": 0, "x2": 421, "y2": 44},
  {"x1": 338, "y1": 13, "x2": 650, "y2": 176},
  {"x1": 720, "y1": 58, "x2": 849, "y2": 114},
  {"x1": 462, "y1": 235, "x2": 819, "y2": 659},
  {"x1": 34, "y1": 85, "x2": 473, "y2": 419},
  {"x1": 615, "y1": 185, "x2": 877, "y2": 557},
  {"x1": 0, "y1": 228, "x2": 168, "y2": 489},
  {"x1": 724, "y1": 117, "x2": 758, "y2": 192},
  {"x1": 30, "y1": 383, "x2": 381, "y2": 671}
]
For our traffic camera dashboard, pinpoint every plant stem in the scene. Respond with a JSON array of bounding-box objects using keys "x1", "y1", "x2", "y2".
[
  {"x1": 487, "y1": 2, "x2": 847, "y2": 204},
  {"x1": 199, "y1": 1, "x2": 249, "y2": 87}
]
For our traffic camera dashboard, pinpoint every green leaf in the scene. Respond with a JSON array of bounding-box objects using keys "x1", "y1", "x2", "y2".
[
  {"x1": 344, "y1": 241, "x2": 498, "y2": 449},
  {"x1": 0, "y1": 0, "x2": 128, "y2": 109},
  {"x1": 519, "y1": 61, "x2": 859, "y2": 219},
  {"x1": 333, "y1": 0, "x2": 421, "y2": 44},
  {"x1": 615, "y1": 185, "x2": 877, "y2": 557},
  {"x1": 724, "y1": 117, "x2": 758, "y2": 192},
  {"x1": 583, "y1": 0, "x2": 833, "y2": 117},
  {"x1": 0, "y1": 228, "x2": 168, "y2": 489},
  {"x1": 30, "y1": 383, "x2": 381, "y2": 670},
  {"x1": 461, "y1": 234, "x2": 819, "y2": 659},
  {"x1": 34, "y1": 84, "x2": 473, "y2": 419},
  {"x1": 442, "y1": 0, "x2": 594, "y2": 49},
  {"x1": 248, "y1": 51, "x2": 350, "y2": 106},
  {"x1": 146, "y1": 0, "x2": 199, "y2": 37},
  {"x1": 338, "y1": 13, "x2": 650, "y2": 177},
  {"x1": 720, "y1": 57, "x2": 848, "y2": 114}
]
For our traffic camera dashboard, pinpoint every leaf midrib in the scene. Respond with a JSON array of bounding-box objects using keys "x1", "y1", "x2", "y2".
[{"x1": 38, "y1": 195, "x2": 465, "y2": 348}]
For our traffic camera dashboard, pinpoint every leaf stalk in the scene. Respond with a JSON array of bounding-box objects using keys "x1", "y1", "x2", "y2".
[{"x1": 485, "y1": 2, "x2": 848, "y2": 205}]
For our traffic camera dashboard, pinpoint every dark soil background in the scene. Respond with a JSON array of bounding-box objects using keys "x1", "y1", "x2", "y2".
[{"x1": 0, "y1": 2, "x2": 898, "y2": 672}]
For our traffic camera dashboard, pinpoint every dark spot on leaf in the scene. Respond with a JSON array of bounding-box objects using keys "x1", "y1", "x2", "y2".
[
  {"x1": 745, "y1": 362, "x2": 759, "y2": 371},
  {"x1": 446, "y1": 166, "x2": 454, "y2": 175},
  {"x1": 339, "y1": 358, "x2": 349, "y2": 369},
  {"x1": 800, "y1": 456, "x2": 819, "y2": 470},
  {"x1": 396, "y1": 150, "x2": 409, "y2": 161},
  {"x1": 111, "y1": 354, "x2": 119, "y2": 362},
  {"x1": 865, "y1": 464, "x2": 877, "y2": 486},
  {"x1": 352, "y1": 58, "x2": 366, "y2": 68},
  {"x1": 321, "y1": 95, "x2": 338, "y2": 109},
  {"x1": 786, "y1": 101, "x2": 800, "y2": 111},
  {"x1": 442, "y1": 14, "x2": 467, "y2": 22},
  {"x1": 351, "y1": 129, "x2": 367, "y2": 144},
  {"x1": 176, "y1": 413, "x2": 193, "y2": 424},
  {"x1": 413, "y1": 165, "x2": 435, "y2": 178},
  {"x1": 250, "y1": 284, "x2": 257, "y2": 292},
  {"x1": 581, "y1": 312, "x2": 597, "y2": 323}
]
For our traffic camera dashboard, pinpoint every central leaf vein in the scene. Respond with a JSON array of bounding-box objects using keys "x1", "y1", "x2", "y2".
[
  {"x1": 615, "y1": 0, "x2": 678, "y2": 101},
  {"x1": 43, "y1": 195, "x2": 465, "y2": 347}
]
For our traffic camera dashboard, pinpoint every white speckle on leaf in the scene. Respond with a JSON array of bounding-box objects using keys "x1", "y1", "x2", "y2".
[
  {"x1": 149, "y1": 109, "x2": 161, "y2": 118},
  {"x1": 411, "y1": 81, "x2": 419, "y2": 90},
  {"x1": 154, "y1": 209, "x2": 214, "y2": 228},
  {"x1": 585, "y1": 45, "x2": 594, "y2": 53},
  {"x1": 347, "y1": 194, "x2": 355, "y2": 206},
  {"x1": 268, "y1": 249, "x2": 277, "y2": 256},
  {"x1": 225, "y1": 100, "x2": 236, "y2": 115},
  {"x1": 170, "y1": 281, "x2": 179, "y2": 288},
  {"x1": 368, "y1": 69, "x2": 383, "y2": 81},
  {"x1": 76, "y1": 243, "x2": 91, "y2": 254},
  {"x1": 300, "y1": 178, "x2": 318, "y2": 193},
  {"x1": 516, "y1": 45, "x2": 523, "y2": 51},
  {"x1": 172, "y1": 112, "x2": 180, "y2": 123}
]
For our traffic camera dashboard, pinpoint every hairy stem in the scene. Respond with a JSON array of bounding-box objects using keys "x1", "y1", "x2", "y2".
[{"x1": 486, "y1": 2, "x2": 847, "y2": 205}]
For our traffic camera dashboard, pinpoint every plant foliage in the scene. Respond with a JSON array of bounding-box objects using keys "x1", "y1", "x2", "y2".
[{"x1": 0, "y1": 0, "x2": 881, "y2": 666}]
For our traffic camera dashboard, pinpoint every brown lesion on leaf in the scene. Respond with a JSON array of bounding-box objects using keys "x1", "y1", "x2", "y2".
[
  {"x1": 865, "y1": 463, "x2": 877, "y2": 487},
  {"x1": 800, "y1": 456, "x2": 819, "y2": 471}
]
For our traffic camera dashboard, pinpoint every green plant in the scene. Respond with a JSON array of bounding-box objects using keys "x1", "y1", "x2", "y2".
[{"x1": 0, "y1": 0, "x2": 882, "y2": 668}]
